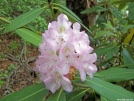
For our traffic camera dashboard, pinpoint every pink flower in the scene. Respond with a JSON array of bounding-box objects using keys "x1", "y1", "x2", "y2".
[
  {"x1": 34, "y1": 13, "x2": 97, "y2": 93},
  {"x1": 44, "y1": 68, "x2": 73, "y2": 93},
  {"x1": 78, "y1": 53, "x2": 97, "y2": 81},
  {"x1": 73, "y1": 22, "x2": 89, "y2": 45}
]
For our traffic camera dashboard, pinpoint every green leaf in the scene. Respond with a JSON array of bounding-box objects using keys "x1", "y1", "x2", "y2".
[
  {"x1": 81, "y1": 5, "x2": 106, "y2": 14},
  {"x1": 53, "y1": 3, "x2": 82, "y2": 23},
  {"x1": 101, "y1": 96, "x2": 110, "y2": 101},
  {"x1": 96, "y1": 67, "x2": 134, "y2": 82},
  {"x1": 4, "y1": 7, "x2": 47, "y2": 33},
  {"x1": 93, "y1": 46, "x2": 115, "y2": 57},
  {"x1": 110, "y1": 6, "x2": 123, "y2": 21},
  {"x1": 103, "y1": 23, "x2": 117, "y2": 32},
  {"x1": 65, "y1": 89, "x2": 89, "y2": 101},
  {"x1": 123, "y1": 25, "x2": 134, "y2": 32},
  {"x1": 105, "y1": 47, "x2": 119, "y2": 60},
  {"x1": 15, "y1": 28, "x2": 42, "y2": 47},
  {"x1": 112, "y1": 0, "x2": 134, "y2": 4},
  {"x1": 47, "y1": 88, "x2": 66, "y2": 101},
  {"x1": 0, "y1": 17, "x2": 10, "y2": 23},
  {"x1": 0, "y1": 83, "x2": 48, "y2": 101},
  {"x1": 76, "y1": 77, "x2": 134, "y2": 101},
  {"x1": 53, "y1": 0, "x2": 66, "y2": 6},
  {"x1": 118, "y1": 4, "x2": 126, "y2": 10},
  {"x1": 123, "y1": 48, "x2": 134, "y2": 69},
  {"x1": 128, "y1": 2, "x2": 134, "y2": 21},
  {"x1": 94, "y1": 31, "x2": 115, "y2": 39}
]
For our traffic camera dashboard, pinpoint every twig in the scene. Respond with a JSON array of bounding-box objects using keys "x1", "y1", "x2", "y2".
[
  {"x1": 27, "y1": 56, "x2": 37, "y2": 63},
  {"x1": 5, "y1": 65, "x2": 19, "y2": 88}
]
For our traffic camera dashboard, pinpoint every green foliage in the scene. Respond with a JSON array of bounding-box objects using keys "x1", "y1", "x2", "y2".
[
  {"x1": 128, "y1": 2, "x2": 134, "y2": 21},
  {"x1": 0, "y1": 52, "x2": 5, "y2": 58},
  {"x1": 47, "y1": 88, "x2": 66, "y2": 101},
  {"x1": 0, "y1": 0, "x2": 51, "y2": 33},
  {"x1": 0, "y1": 64, "x2": 16, "y2": 88},
  {"x1": 94, "y1": 31, "x2": 116, "y2": 39},
  {"x1": 94, "y1": 46, "x2": 118, "y2": 57},
  {"x1": 7, "y1": 40, "x2": 21, "y2": 54},
  {"x1": 81, "y1": 5, "x2": 107, "y2": 14},
  {"x1": 123, "y1": 48, "x2": 134, "y2": 69},
  {"x1": 96, "y1": 67, "x2": 134, "y2": 82},
  {"x1": 0, "y1": 83, "x2": 48, "y2": 101},
  {"x1": 65, "y1": 89, "x2": 90, "y2": 101},
  {"x1": 83, "y1": 77, "x2": 134, "y2": 101},
  {"x1": 101, "y1": 96, "x2": 110, "y2": 101},
  {"x1": 0, "y1": 39, "x2": 2, "y2": 42},
  {"x1": 8, "y1": 64, "x2": 16, "y2": 70},
  {"x1": 4, "y1": 7, "x2": 46, "y2": 33},
  {"x1": 15, "y1": 28, "x2": 42, "y2": 47}
]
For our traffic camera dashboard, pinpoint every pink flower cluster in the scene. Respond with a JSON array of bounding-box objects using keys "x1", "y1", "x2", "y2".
[{"x1": 34, "y1": 14, "x2": 97, "y2": 93}]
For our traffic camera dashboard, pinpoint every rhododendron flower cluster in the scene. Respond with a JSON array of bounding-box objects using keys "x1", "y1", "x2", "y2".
[{"x1": 34, "y1": 14, "x2": 97, "y2": 93}]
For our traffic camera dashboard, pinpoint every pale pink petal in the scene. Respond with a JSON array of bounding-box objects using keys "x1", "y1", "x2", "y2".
[
  {"x1": 48, "y1": 29, "x2": 59, "y2": 40},
  {"x1": 88, "y1": 64, "x2": 97, "y2": 73},
  {"x1": 48, "y1": 21, "x2": 57, "y2": 29},
  {"x1": 46, "y1": 82, "x2": 60, "y2": 93},
  {"x1": 44, "y1": 76, "x2": 60, "y2": 93},
  {"x1": 60, "y1": 61, "x2": 70, "y2": 74},
  {"x1": 83, "y1": 53, "x2": 97, "y2": 63},
  {"x1": 57, "y1": 14, "x2": 68, "y2": 22},
  {"x1": 87, "y1": 72, "x2": 93, "y2": 78},
  {"x1": 62, "y1": 76, "x2": 73, "y2": 92},
  {"x1": 79, "y1": 69, "x2": 86, "y2": 81},
  {"x1": 73, "y1": 22, "x2": 81, "y2": 31}
]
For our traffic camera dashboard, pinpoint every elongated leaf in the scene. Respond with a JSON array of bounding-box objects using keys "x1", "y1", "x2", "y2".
[
  {"x1": 81, "y1": 5, "x2": 106, "y2": 14},
  {"x1": 103, "y1": 23, "x2": 117, "y2": 32},
  {"x1": 15, "y1": 28, "x2": 42, "y2": 47},
  {"x1": 101, "y1": 96, "x2": 110, "y2": 101},
  {"x1": 4, "y1": 7, "x2": 47, "y2": 33},
  {"x1": 118, "y1": 4, "x2": 126, "y2": 10},
  {"x1": 112, "y1": 0, "x2": 134, "y2": 4},
  {"x1": 0, "y1": 83, "x2": 48, "y2": 101},
  {"x1": 93, "y1": 46, "x2": 115, "y2": 57},
  {"x1": 123, "y1": 25, "x2": 134, "y2": 32},
  {"x1": 65, "y1": 89, "x2": 89, "y2": 101},
  {"x1": 110, "y1": 6, "x2": 123, "y2": 21},
  {"x1": 47, "y1": 88, "x2": 66, "y2": 101},
  {"x1": 105, "y1": 47, "x2": 119, "y2": 60},
  {"x1": 0, "y1": 17, "x2": 10, "y2": 23},
  {"x1": 96, "y1": 68, "x2": 134, "y2": 82},
  {"x1": 76, "y1": 77, "x2": 134, "y2": 101},
  {"x1": 53, "y1": 3, "x2": 82, "y2": 22},
  {"x1": 94, "y1": 31, "x2": 115, "y2": 39},
  {"x1": 123, "y1": 48, "x2": 134, "y2": 69},
  {"x1": 128, "y1": 2, "x2": 134, "y2": 21},
  {"x1": 53, "y1": 0, "x2": 66, "y2": 6}
]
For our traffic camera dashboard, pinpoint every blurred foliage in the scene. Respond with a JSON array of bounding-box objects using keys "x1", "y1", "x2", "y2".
[
  {"x1": 81, "y1": 0, "x2": 134, "y2": 70},
  {"x1": 0, "y1": 0, "x2": 52, "y2": 33}
]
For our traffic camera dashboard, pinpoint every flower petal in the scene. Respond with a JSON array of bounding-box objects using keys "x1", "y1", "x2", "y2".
[
  {"x1": 73, "y1": 22, "x2": 80, "y2": 31},
  {"x1": 60, "y1": 61, "x2": 70, "y2": 74},
  {"x1": 79, "y1": 69, "x2": 86, "y2": 81},
  {"x1": 62, "y1": 76, "x2": 73, "y2": 92}
]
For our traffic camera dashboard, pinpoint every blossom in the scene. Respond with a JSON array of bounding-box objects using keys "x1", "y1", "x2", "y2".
[
  {"x1": 34, "y1": 14, "x2": 97, "y2": 93},
  {"x1": 45, "y1": 68, "x2": 73, "y2": 93}
]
